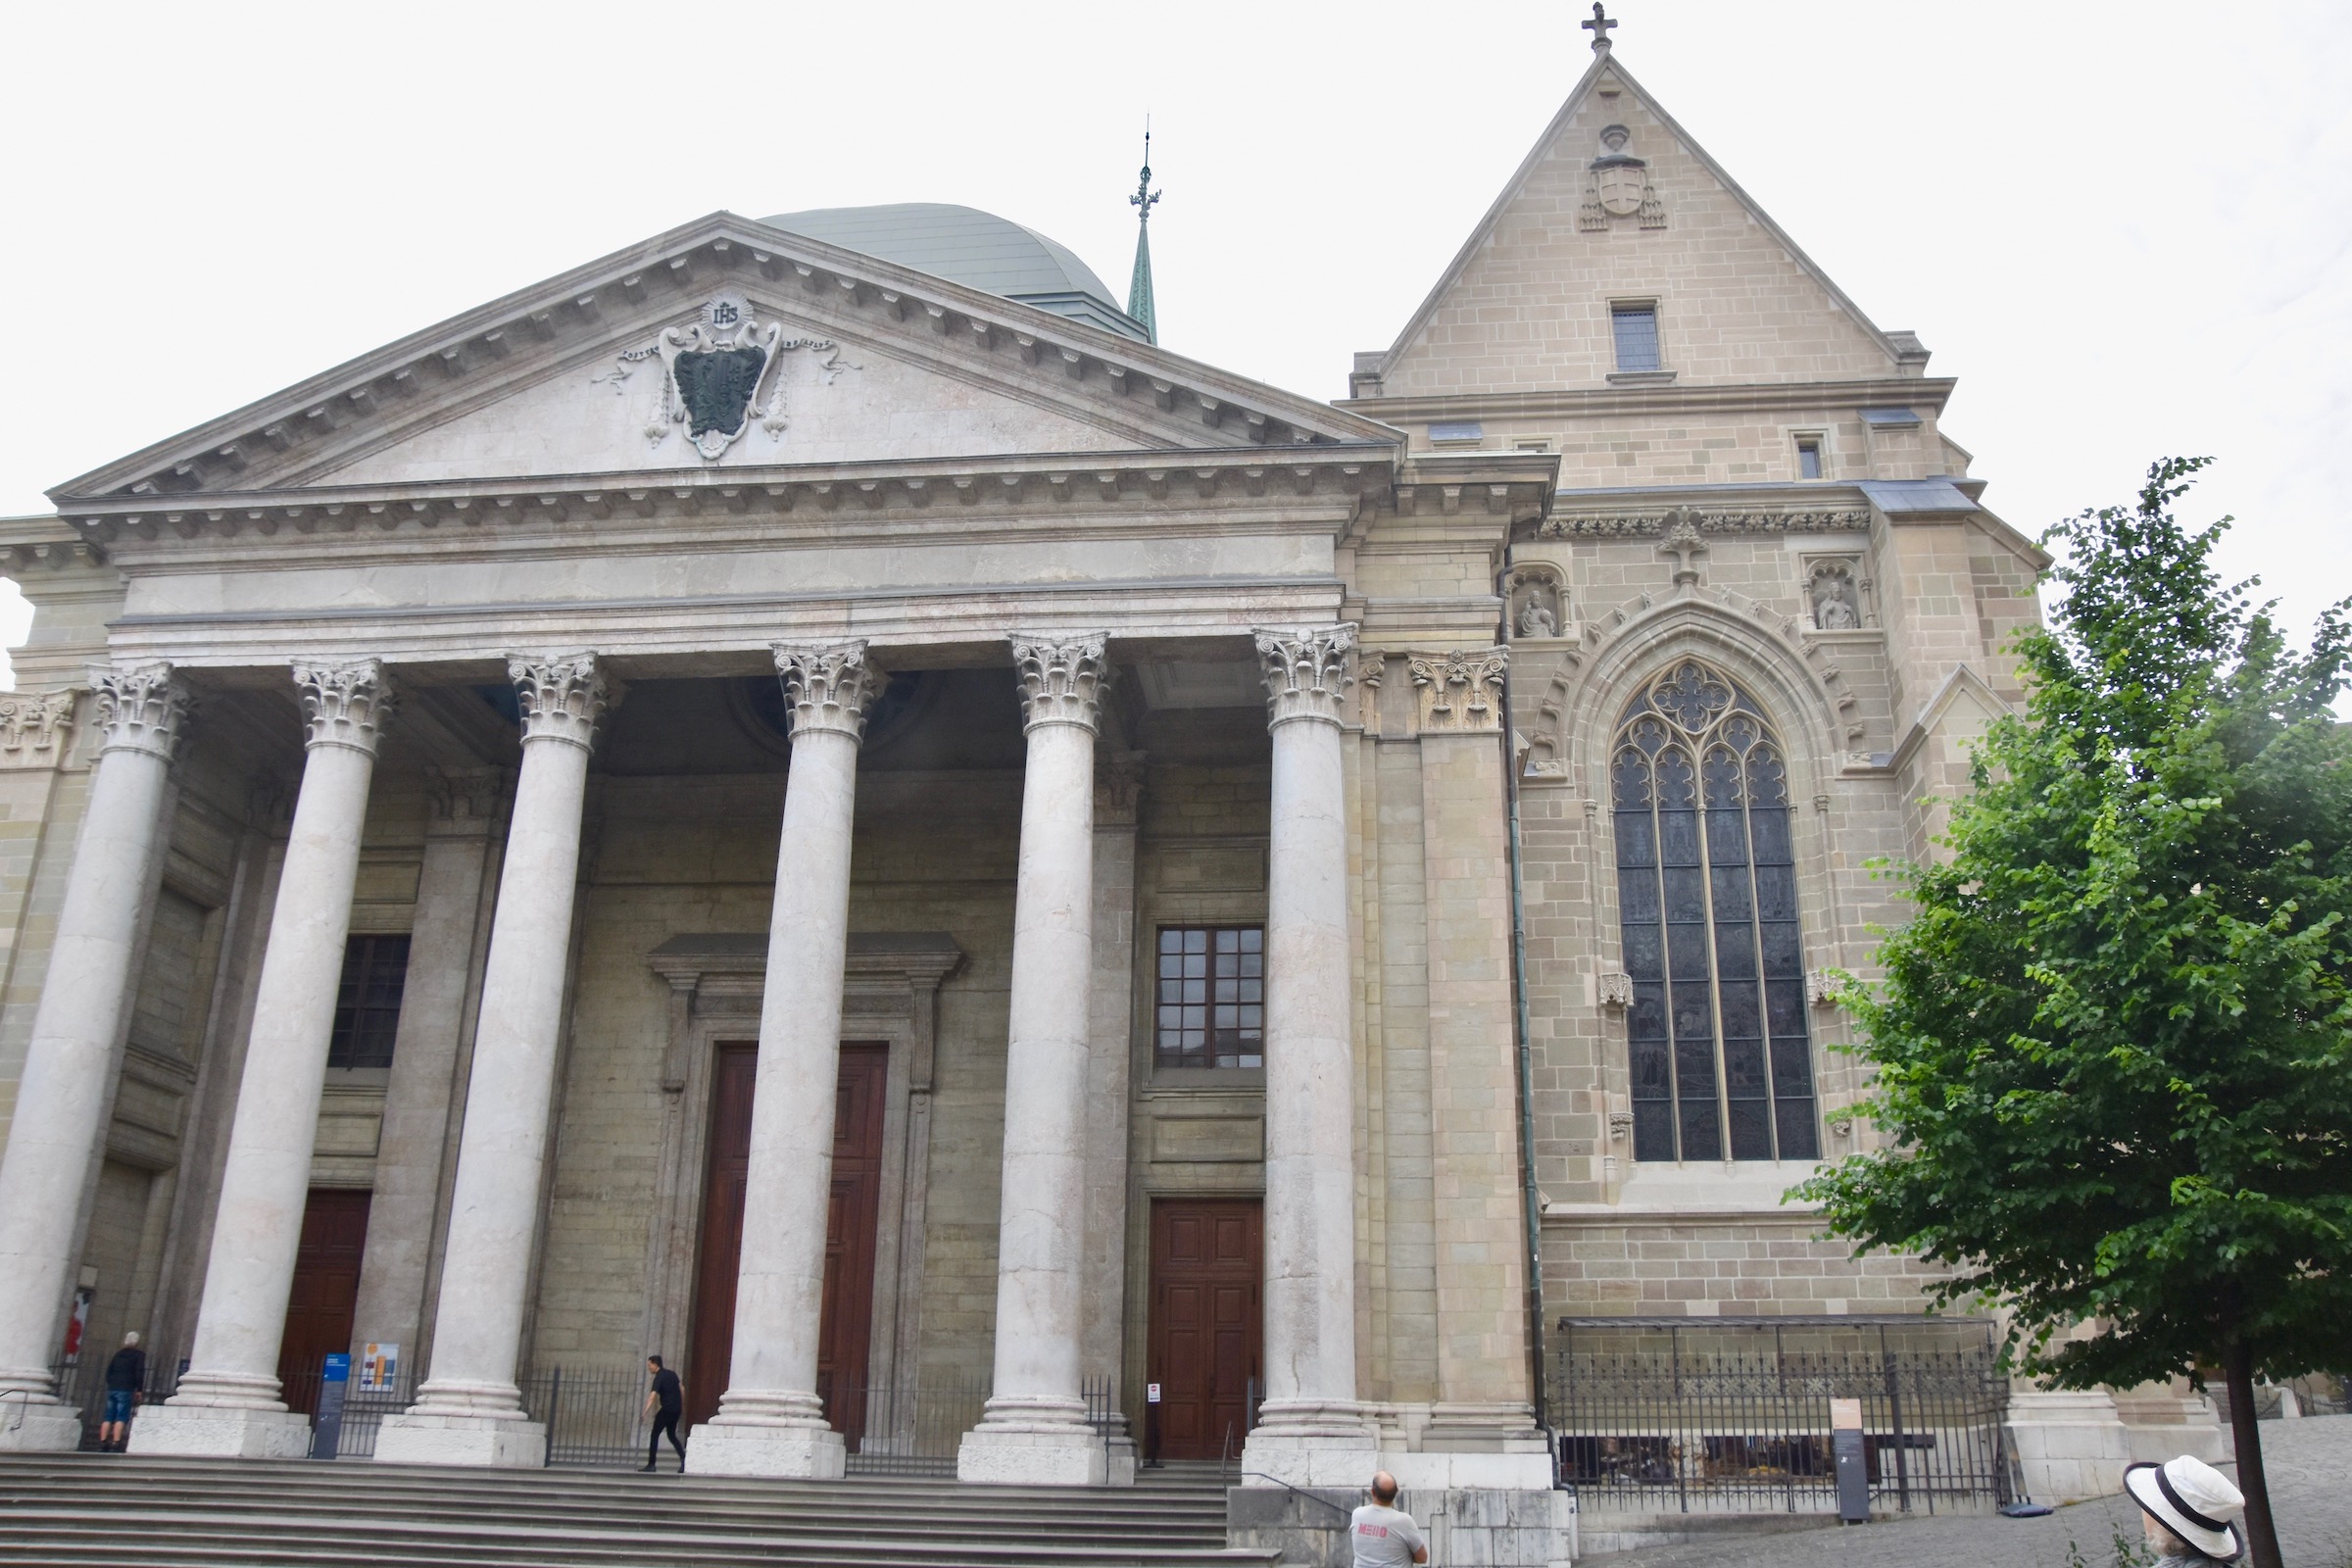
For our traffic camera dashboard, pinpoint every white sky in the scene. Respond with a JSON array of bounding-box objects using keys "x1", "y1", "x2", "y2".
[{"x1": 2, "y1": 0, "x2": 2346, "y2": 688}]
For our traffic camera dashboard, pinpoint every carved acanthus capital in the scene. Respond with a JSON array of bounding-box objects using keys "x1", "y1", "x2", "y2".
[
  {"x1": 1009, "y1": 631, "x2": 1110, "y2": 733},
  {"x1": 1408, "y1": 647, "x2": 1509, "y2": 734},
  {"x1": 509, "y1": 653, "x2": 615, "y2": 751},
  {"x1": 0, "y1": 688, "x2": 82, "y2": 769},
  {"x1": 1597, "y1": 971, "x2": 1635, "y2": 1009},
  {"x1": 293, "y1": 658, "x2": 397, "y2": 756},
  {"x1": 773, "y1": 640, "x2": 881, "y2": 742},
  {"x1": 1254, "y1": 623, "x2": 1356, "y2": 729},
  {"x1": 90, "y1": 660, "x2": 191, "y2": 762},
  {"x1": 427, "y1": 766, "x2": 509, "y2": 837}
]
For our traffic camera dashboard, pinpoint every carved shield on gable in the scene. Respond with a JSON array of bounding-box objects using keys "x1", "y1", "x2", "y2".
[
  {"x1": 671, "y1": 345, "x2": 770, "y2": 444},
  {"x1": 1593, "y1": 155, "x2": 1648, "y2": 217}
]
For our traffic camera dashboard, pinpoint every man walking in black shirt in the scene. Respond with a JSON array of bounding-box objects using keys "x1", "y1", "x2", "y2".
[{"x1": 640, "y1": 1354, "x2": 685, "y2": 1472}]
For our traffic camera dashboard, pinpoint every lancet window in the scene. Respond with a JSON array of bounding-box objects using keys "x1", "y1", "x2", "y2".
[{"x1": 1610, "y1": 660, "x2": 1819, "y2": 1162}]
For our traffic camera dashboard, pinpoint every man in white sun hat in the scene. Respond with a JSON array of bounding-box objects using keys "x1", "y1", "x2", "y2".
[{"x1": 2123, "y1": 1455, "x2": 2247, "y2": 1564}]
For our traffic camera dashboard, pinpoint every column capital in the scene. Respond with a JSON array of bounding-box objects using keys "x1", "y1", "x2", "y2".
[
  {"x1": 426, "y1": 766, "x2": 510, "y2": 838},
  {"x1": 508, "y1": 653, "x2": 615, "y2": 752},
  {"x1": 293, "y1": 658, "x2": 397, "y2": 757},
  {"x1": 1407, "y1": 646, "x2": 1510, "y2": 734},
  {"x1": 0, "y1": 688, "x2": 82, "y2": 771},
  {"x1": 1008, "y1": 632, "x2": 1110, "y2": 734},
  {"x1": 89, "y1": 660, "x2": 192, "y2": 762},
  {"x1": 773, "y1": 640, "x2": 881, "y2": 742},
  {"x1": 1253, "y1": 624, "x2": 1357, "y2": 729}
]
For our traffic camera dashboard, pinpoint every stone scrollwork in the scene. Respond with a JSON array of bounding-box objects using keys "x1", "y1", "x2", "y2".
[
  {"x1": 510, "y1": 653, "x2": 616, "y2": 752},
  {"x1": 0, "y1": 689, "x2": 82, "y2": 769},
  {"x1": 90, "y1": 660, "x2": 191, "y2": 762},
  {"x1": 293, "y1": 658, "x2": 397, "y2": 756},
  {"x1": 774, "y1": 639, "x2": 882, "y2": 742},
  {"x1": 1008, "y1": 631, "x2": 1111, "y2": 733},
  {"x1": 1254, "y1": 623, "x2": 1357, "y2": 728},
  {"x1": 1543, "y1": 509, "x2": 1872, "y2": 539},
  {"x1": 1408, "y1": 647, "x2": 1509, "y2": 734}
]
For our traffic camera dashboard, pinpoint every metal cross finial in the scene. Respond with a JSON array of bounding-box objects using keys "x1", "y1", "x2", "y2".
[
  {"x1": 1131, "y1": 120, "x2": 1160, "y2": 222},
  {"x1": 1584, "y1": 1, "x2": 1617, "y2": 52}
]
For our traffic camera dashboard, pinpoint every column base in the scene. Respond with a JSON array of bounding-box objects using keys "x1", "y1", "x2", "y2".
[
  {"x1": 1239, "y1": 1399, "x2": 1380, "y2": 1489},
  {"x1": 0, "y1": 1396, "x2": 84, "y2": 1451},
  {"x1": 957, "y1": 1420, "x2": 1107, "y2": 1486},
  {"x1": 375, "y1": 1410, "x2": 547, "y2": 1468},
  {"x1": 128, "y1": 1401, "x2": 312, "y2": 1459},
  {"x1": 2005, "y1": 1389, "x2": 2132, "y2": 1504},
  {"x1": 687, "y1": 1418, "x2": 846, "y2": 1479}
]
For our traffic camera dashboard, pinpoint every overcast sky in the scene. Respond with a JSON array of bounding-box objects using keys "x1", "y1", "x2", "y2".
[{"x1": 2, "y1": 0, "x2": 2345, "y2": 687}]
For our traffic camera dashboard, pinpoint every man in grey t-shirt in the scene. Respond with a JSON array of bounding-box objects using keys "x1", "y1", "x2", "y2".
[{"x1": 1350, "y1": 1472, "x2": 1429, "y2": 1567}]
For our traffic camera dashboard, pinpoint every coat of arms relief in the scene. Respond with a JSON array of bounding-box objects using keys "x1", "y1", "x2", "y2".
[
  {"x1": 1578, "y1": 123, "x2": 1666, "y2": 231},
  {"x1": 594, "y1": 293, "x2": 859, "y2": 460}
]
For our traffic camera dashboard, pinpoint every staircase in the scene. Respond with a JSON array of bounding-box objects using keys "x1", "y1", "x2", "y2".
[{"x1": 0, "y1": 1453, "x2": 1268, "y2": 1568}]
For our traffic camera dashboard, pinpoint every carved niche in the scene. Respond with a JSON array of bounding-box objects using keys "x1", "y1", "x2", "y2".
[
  {"x1": 1508, "y1": 565, "x2": 1568, "y2": 641},
  {"x1": 1805, "y1": 558, "x2": 1867, "y2": 631}
]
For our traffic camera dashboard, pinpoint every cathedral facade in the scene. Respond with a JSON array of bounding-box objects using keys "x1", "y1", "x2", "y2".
[{"x1": 0, "y1": 29, "x2": 2212, "y2": 1543}]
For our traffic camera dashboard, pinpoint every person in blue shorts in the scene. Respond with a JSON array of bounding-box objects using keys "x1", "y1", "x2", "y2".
[{"x1": 99, "y1": 1332, "x2": 145, "y2": 1451}]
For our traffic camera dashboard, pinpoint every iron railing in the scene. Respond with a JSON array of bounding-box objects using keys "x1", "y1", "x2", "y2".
[
  {"x1": 832, "y1": 1372, "x2": 990, "y2": 1477},
  {"x1": 1551, "y1": 1316, "x2": 2011, "y2": 1515}
]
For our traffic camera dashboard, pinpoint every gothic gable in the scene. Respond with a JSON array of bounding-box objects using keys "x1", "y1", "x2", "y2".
[{"x1": 1375, "y1": 53, "x2": 1912, "y2": 398}]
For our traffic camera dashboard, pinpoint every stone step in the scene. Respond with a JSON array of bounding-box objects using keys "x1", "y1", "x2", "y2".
[{"x1": 0, "y1": 1454, "x2": 1266, "y2": 1568}]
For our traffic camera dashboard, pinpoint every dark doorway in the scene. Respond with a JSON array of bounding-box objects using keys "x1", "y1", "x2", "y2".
[
  {"x1": 274, "y1": 1188, "x2": 370, "y2": 1416},
  {"x1": 685, "y1": 1042, "x2": 888, "y2": 1441},
  {"x1": 1148, "y1": 1198, "x2": 1261, "y2": 1460}
]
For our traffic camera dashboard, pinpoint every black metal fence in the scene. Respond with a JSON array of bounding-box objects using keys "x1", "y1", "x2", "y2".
[{"x1": 1551, "y1": 1316, "x2": 2011, "y2": 1515}]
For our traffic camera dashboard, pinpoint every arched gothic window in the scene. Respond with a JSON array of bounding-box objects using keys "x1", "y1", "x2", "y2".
[{"x1": 1610, "y1": 660, "x2": 1820, "y2": 1163}]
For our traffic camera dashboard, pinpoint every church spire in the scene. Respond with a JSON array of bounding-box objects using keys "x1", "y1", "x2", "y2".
[{"x1": 1127, "y1": 122, "x2": 1161, "y2": 344}]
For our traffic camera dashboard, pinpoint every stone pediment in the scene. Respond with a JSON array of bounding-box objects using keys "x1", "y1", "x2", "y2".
[{"x1": 50, "y1": 214, "x2": 1397, "y2": 509}]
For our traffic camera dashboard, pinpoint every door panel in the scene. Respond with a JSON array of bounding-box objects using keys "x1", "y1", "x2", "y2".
[
  {"x1": 686, "y1": 1041, "x2": 888, "y2": 1441},
  {"x1": 274, "y1": 1188, "x2": 371, "y2": 1417},
  {"x1": 1148, "y1": 1198, "x2": 1262, "y2": 1461}
]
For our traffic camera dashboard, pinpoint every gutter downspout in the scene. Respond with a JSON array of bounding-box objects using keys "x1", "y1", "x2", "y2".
[{"x1": 1495, "y1": 542, "x2": 1550, "y2": 1447}]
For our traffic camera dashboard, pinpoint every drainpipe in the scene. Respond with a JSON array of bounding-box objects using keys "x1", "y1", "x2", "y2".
[{"x1": 1494, "y1": 542, "x2": 1549, "y2": 1438}]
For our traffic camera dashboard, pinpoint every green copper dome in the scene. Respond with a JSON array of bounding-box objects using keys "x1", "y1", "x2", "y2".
[{"x1": 759, "y1": 203, "x2": 1149, "y2": 343}]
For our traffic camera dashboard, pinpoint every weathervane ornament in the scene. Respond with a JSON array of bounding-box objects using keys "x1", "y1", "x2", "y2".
[{"x1": 602, "y1": 293, "x2": 859, "y2": 462}]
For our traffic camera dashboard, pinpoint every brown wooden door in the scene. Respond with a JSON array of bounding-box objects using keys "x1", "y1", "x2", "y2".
[
  {"x1": 815, "y1": 1044, "x2": 887, "y2": 1449},
  {"x1": 685, "y1": 1043, "x2": 758, "y2": 1428},
  {"x1": 685, "y1": 1042, "x2": 889, "y2": 1442},
  {"x1": 274, "y1": 1188, "x2": 370, "y2": 1416},
  {"x1": 1148, "y1": 1198, "x2": 1262, "y2": 1460}
]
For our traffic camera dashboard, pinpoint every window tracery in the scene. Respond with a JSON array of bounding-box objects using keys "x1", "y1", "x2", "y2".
[{"x1": 1609, "y1": 659, "x2": 1819, "y2": 1163}]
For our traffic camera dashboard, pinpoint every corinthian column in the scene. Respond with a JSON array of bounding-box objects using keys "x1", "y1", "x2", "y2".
[
  {"x1": 0, "y1": 663, "x2": 187, "y2": 1452},
  {"x1": 957, "y1": 632, "x2": 1111, "y2": 1487},
  {"x1": 135, "y1": 660, "x2": 394, "y2": 1459},
  {"x1": 689, "y1": 641, "x2": 878, "y2": 1479},
  {"x1": 376, "y1": 655, "x2": 613, "y2": 1469},
  {"x1": 1241, "y1": 624, "x2": 1379, "y2": 1488}
]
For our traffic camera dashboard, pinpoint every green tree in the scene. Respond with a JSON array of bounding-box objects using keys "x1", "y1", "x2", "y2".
[{"x1": 1796, "y1": 460, "x2": 2351, "y2": 1568}]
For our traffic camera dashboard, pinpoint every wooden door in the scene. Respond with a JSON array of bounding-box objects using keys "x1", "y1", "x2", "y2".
[
  {"x1": 1148, "y1": 1198, "x2": 1262, "y2": 1461},
  {"x1": 815, "y1": 1044, "x2": 887, "y2": 1449},
  {"x1": 685, "y1": 1042, "x2": 889, "y2": 1440},
  {"x1": 274, "y1": 1188, "x2": 370, "y2": 1416},
  {"x1": 684, "y1": 1043, "x2": 758, "y2": 1428}
]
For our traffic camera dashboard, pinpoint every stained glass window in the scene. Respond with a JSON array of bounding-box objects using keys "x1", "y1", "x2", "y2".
[
  {"x1": 1154, "y1": 926, "x2": 1264, "y2": 1069},
  {"x1": 1611, "y1": 661, "x2": 1819, "y2": 1162}
]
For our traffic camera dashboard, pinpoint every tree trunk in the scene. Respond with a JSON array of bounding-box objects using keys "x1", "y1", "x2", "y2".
[{"x1": 2223, "y1": 1340, "x2": 2281, "y2": 1568}]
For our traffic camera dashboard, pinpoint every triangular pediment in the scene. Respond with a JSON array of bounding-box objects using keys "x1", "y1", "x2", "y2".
[
  {"x1": 1375, "y1": 52, "x2": 1912, "y2": 397},
  {"x1": 54, "y1": 215, "x2": 1395, "y2": 505}
]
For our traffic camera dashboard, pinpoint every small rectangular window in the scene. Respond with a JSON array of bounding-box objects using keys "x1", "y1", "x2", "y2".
[
  {"x1": 1610, "y1": 304, "x2": 1661, "y2": 371},
  {"x1": 1796, "y1": 438, "x2": 1823, "y2": 480},
  {"x1": 329, "y1": 933, "x2": 411, "y2": 1070},
  {"x1": 1153, "y1": 926, "x2": 1263, "y2": 1069}
]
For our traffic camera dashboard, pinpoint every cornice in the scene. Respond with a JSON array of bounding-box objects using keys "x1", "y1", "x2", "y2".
[
  {"x1": 52, "y1": 215, "x2": 1400, "y2": 507},
  {"x1": 1342, "y1": 376, "x2": 1957, "y2": 426},
  {"x1": 61, "y1": 445, "x2": 1401, "y2": 565}
]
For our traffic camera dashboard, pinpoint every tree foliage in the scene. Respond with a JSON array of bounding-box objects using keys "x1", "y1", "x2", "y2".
[{"x1": 1794, "y1": 460, "x2": 2350, "y2": 1563}]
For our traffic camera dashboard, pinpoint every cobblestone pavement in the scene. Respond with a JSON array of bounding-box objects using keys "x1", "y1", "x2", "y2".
[{"x1": 1586, "y1": 1414, "x2": 2352, "y2": 1568}]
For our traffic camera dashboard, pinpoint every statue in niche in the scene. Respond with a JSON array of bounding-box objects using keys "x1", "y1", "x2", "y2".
[
  {"x1": 1517, "y1": 594, "x2": 1559, "y2": 639},
  {"x1": 1812, "y1": 567, "x2": 1861, "y2": 630}
]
